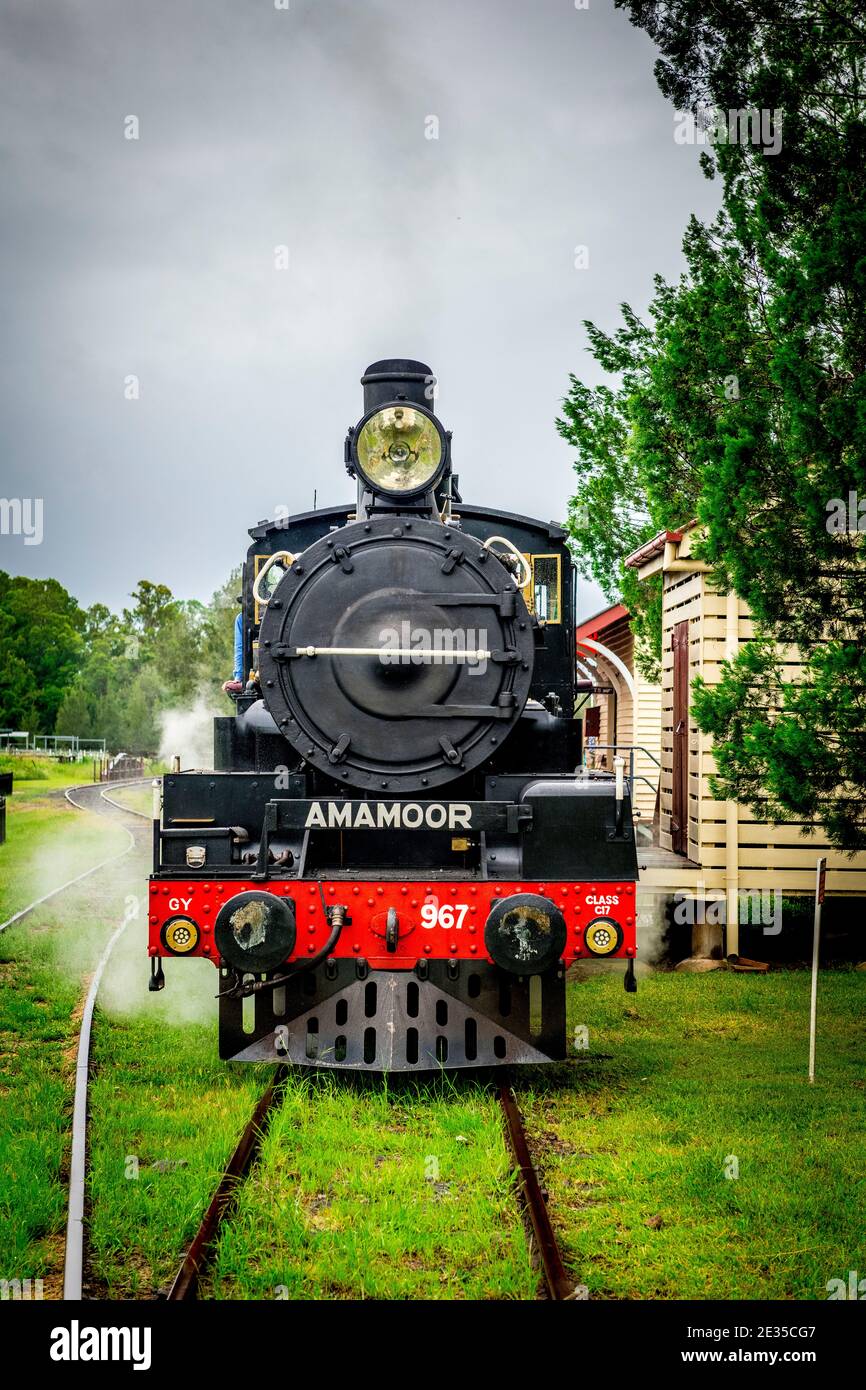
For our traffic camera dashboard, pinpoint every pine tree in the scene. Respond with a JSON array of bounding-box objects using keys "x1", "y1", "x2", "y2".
[{"x1": 559, "y1": 0, "x2": 866, "y2": 848}]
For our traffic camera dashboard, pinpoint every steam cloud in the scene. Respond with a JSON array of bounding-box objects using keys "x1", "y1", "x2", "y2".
[{"x1": 157, "y1": 689, "x2": 222, "y2": 770}]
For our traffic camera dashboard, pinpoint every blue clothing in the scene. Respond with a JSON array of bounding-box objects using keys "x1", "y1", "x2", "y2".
[{"x1": 233, "y1": 611, "x2": 244, "y2": 683}]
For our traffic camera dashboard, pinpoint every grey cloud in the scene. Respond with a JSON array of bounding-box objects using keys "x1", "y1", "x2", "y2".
[{"x1": 0, "y1": 0, "x2": 720, "y2": 619}]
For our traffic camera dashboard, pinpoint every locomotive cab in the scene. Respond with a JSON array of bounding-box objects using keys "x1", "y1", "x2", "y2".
[{"x1": 148, "y1": 359, "x2": 639, "y2": 1069}]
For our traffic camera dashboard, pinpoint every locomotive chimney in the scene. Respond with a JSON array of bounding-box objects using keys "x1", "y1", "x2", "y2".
[
  {"x1": 360, "y1": 358, "x2": 436, "y2": 412},
  {"x1": 348, "y1": 357, "x2": 450, "y2": 518}
]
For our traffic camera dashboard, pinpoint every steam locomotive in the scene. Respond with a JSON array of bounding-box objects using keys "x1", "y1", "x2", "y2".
[{"x1": 147, "y1": 359, "x2": 638, "y2": 1069}]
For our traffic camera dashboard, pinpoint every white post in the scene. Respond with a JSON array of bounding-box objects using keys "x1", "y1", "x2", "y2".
[
  {"x1": 614, "y1": 755, "x2": 625, "y2": 837},
  {"x1": 808, "y1": 857, "x2": 826, "y2": 1084}
]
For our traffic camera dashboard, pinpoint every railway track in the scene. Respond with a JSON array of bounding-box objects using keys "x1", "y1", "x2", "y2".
[
  {"x1": 167, "y1": 1066, "x2": 290, "y2": 1300},
  {"x1": 60, "y1": 781, "x2": 153, "y2": 1300},
  {"x1": 0, "y1": 781, "x2": 149, "y2": 934},
  {"x1": 6, "y1": 781, "x2": 577, "y2": 1301},
  {"x1": 165, "y1": 1069, "x2": 577, "y2": 1302},
  {"x1": 498, "y1": 1083, "x2": 577, "y2": 1300},
  {"x1": 0, "y1": 777, "x2": 153, "y2": 1297}
]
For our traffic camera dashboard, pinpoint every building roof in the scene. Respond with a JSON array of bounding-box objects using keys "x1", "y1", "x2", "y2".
[
  {"x1": 575, "y1": 602, "x2": 629, "y2": 642},
  {"x1": 624, "y1": 528, "x2": 685, "y2": 569}
]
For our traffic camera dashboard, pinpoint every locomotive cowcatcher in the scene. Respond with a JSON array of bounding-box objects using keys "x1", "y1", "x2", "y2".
[{"x1": 147, "y1": 359, "x2": 639, "y2": 1069}]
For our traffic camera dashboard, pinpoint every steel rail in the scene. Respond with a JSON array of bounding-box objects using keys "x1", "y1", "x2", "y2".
[
  {"x1": 166, "y1": 1066, "x2": 290, "y2": 1300},
  {"x1": 98, "y1": 782, "x2": 153, "y2": 820},
  {"x1": 498, "y1": 1084, "x2": 577, "y2": 1301},
  {"x1": 56, "y1": 780, "x2": 152, "y2": 1298},
  {"x1": 0, "y1": 779, "x2": 150, "y2": 933},
  {"x1": 63, "y1": 905, "x2": 137, "y2": 1298}
]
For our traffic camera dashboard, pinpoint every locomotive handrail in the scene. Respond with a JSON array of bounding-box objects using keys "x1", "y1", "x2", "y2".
[
  {"x1": 586, "y1": 742, "x2": 662, "y2": 769},
  {"x1": 293, "y1": 645, "x2": 493, "y2": 660},
  {"x1": 481, "y1": 534, "x2": 532, "y2": 589},
  {"x1": 583, "y1": 742, "x2": 660, "y2": 805},
  {"x1": 252, "y1": 549, "x2": 297, "y2": 607}
]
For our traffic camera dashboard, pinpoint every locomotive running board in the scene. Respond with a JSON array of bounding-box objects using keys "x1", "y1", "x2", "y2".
[{"x1": 221, "y1": 962, "x2": 565, "y2": 1070}]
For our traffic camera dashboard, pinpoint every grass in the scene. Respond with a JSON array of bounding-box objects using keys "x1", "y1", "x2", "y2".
[
  {"x1": 84, "y1": 970, "x2": 866, "y2": 1302},
  {"x1": 0, "y1": 755, "x2": 163, "y2": 802},
  {"x1": 86, "y1": 1014, "x2": 268, "y2": 1298},
  {"x1": 102, "y1": 783, "x2": 154, "y2": 817},
  {"x1": 516, "y1": 969, "x2": 866, "y2": 1300},
  {"x1": 0, "y1": 800, "x2": 129, "y2": 925},
  {"x1": 0, "y1": 929, "x2": 79, "y2": 1293},
  {"x1": 0, "y1": 785, "x2": 147, "y2": 1294},
  {"x1": 203, "y1": 1074, "x2": 535, "y2": 1300},
  {"x1": 0, "y1": 756, "x2": 101, "y2": 798},
  {"x1": 0, "y1": 861, "x2": 145, "y2": 1295}
]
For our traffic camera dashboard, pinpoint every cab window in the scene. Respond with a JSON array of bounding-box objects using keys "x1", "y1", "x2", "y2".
[{"x1": 523, "y1": 553, "x2": 561, "y2": 624}]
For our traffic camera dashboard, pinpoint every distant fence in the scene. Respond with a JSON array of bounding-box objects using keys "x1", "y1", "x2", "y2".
[
  {"x1": 0, "y1": 731, "x2": 107, "y2": 757},
  {"x1": 98, "y1": 755, "x2": 147, "y2": 783}
]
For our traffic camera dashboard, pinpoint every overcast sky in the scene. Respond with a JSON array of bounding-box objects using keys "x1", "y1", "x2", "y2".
[{"x1": 0, "y1": 0, "x2": 719, "y2": 620}]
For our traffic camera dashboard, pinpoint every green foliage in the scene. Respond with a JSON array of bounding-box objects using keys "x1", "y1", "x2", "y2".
[
  {"x1": 560, "y1": 0, "x2": 866, "y2": 849},
  {"x1": 1, "y1": 568, "x2": 241, "y2": 753},
  {"x1": 0, "y1": 755, "x2": 48, "y2": 781},
  {"x1": 693, "y1": 639, "x2": 866, "y2": 853},
  {"x1": 0, "y1": 574, "x2": 85, "y2": 731}
]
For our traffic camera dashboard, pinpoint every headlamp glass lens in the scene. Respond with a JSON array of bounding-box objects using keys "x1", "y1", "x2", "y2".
[{"x1": 356, "y1": 406, "x2": 443, "y2": 493}]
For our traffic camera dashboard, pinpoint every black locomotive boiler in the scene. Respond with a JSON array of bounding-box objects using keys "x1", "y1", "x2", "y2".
[{"x1": 148, "y1": 359, "x2": 638, "y2": 1069}]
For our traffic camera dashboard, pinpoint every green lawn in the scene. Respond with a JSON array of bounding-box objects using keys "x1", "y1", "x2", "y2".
[
  {"x1": 0, "y1": 756, "x2": 99, "y2": 799},
  {"x1": 0, "y1": 785, "x2": 142, "y2": 1295},
  {"x1": 0, "y1": 853, "x2": 147, "y2": 1296},
  {"x1": 0, "y1": 800, "x2": 129, "y2": 925},
  {"x1": 202, "y1": 1075, "x2": 534, "y2": 1300},
  {"x1": 518, "y1": 969, "x2": 866, "y2": 1299},
  {"x1": 84, "y1": 968, "x2": 865, "y2": 1302},
  {"x1": 86, "y1": 1012, "x2": 268, "y2": 1298},
  {"x1": 101, "y1": 783, "x2": 154, "y2": 817}
]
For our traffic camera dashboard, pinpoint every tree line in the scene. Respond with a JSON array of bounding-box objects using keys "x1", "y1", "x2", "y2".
[
  {"x1": 559, "y1": 1, "x2": 866, "y2": 851},
  {"x1": 0, "y1": 571, "x2": 239, "y2": 753}
]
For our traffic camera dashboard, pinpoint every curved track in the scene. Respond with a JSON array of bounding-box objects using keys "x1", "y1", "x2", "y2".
[
  {"x1": 0, "y1": 781, "x2": 149, "y2": 934},
  {"x1": 0, "y1": 777, "x2": 152, "y2": 1297},
  {"x1": 59, "y1": 781, "x2": 153, "y2": 1299}
]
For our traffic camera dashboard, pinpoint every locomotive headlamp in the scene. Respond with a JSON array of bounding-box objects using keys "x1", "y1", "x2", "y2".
[
  {"x1": 484, "y1": 893, "x2": 567, "y2": 976},
  {"x1": 214, "y1": 890, "x2": 297, "y2": 974},
  {"x1": 353, "y1": 403, "x2": 446, "y2": 497}
]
